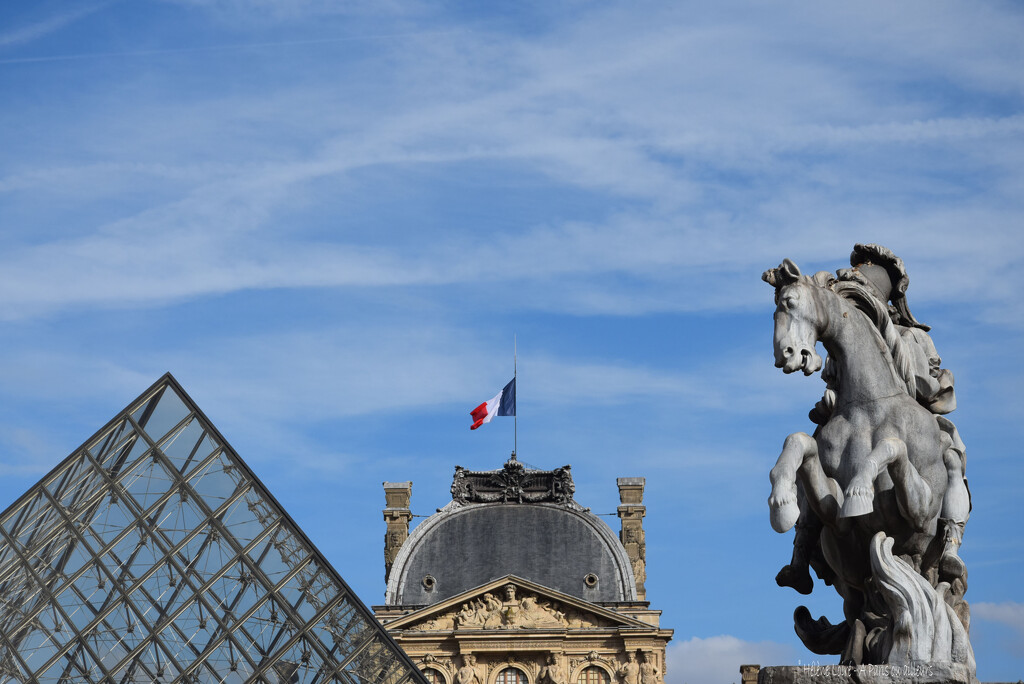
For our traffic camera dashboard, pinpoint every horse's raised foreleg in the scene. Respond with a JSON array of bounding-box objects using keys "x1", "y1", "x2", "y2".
[
  {"x1": 769, "y1": 433, "x2": 813, "y2": 533},
  {"x1": 840, "y1": 438, "x2": 938, "y2": 530},
  {"x1": 797, "y1": 448, "x2": 845, "y2": 526},
  {"x1": 770, "y1": 432, "x2": 845, "y2": 532}
]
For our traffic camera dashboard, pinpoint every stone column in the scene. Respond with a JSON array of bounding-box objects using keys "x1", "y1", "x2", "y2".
[
  {"x1": 383, "y1": 481, "x2": 413, "y2": 583},
  {"x1": 740, "y1": 665, "x2": 759, "y2": 684},
  {"x1": 617, "y1": 477, "x2": 646, "y2": 600}
]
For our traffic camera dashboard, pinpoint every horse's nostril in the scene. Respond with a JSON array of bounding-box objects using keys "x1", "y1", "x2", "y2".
[
  {"x1": 785, "y1": 347, "x2": 794, "y2": 357},
  {"x1": 801, "y1": 349, "x2": 811, "y2": 358}
]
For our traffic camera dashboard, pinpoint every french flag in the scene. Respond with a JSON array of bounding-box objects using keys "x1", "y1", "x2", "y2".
[{"x1": 470, "y1": 378, "x2": 516, "y2": 430}]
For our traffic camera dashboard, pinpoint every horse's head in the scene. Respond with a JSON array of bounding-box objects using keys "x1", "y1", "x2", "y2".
[{"x1": 763, "y1": 258, "x2": 829, "y2": 376}]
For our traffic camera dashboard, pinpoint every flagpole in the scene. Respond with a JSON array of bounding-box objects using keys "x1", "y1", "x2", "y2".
[{"x1": 514, "y1": 335, "x2": 517, "y2": 459}]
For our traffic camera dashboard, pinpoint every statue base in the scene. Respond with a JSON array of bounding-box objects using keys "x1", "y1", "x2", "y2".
[{"x1": 758, "y1": 663, "x2": 976, "y2": 684}]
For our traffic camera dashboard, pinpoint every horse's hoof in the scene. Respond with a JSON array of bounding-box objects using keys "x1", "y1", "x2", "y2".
[
  {"x1": 769, "y1": 493, "x2": 799, "y2": 532},
  {"x1": 839, "y1": 486, "x2": 873, "y2": 518},
  {"x1": 776, "y1": 564, "x2": 813, "y2": 595},
  {"x1": 939, "y1": 549, "x2": 967, "y2": 581}
]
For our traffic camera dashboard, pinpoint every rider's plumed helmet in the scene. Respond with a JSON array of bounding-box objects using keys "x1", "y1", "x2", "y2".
[{"x1": 838, "y1": 243, "x2": 929, "y2": 331}]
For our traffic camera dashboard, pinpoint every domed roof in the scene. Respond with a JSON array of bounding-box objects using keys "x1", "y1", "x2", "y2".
[{"x1": 385, "y1": 458, "x2": 637, "y2": 606}]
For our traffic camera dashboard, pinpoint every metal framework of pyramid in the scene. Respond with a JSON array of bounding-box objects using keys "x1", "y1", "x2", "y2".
[{"x1": 0, "y1": 374, "x2": 427, "y2": 684}]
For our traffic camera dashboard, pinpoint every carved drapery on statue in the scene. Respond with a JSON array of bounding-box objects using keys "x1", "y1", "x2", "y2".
[
  {"x1": 456, "y1": 654, "x2": 484, "y2": 684},
  {"x1": 539, "y1": 654, "x2": 567, "y2": 684},
  {"x1": 763, "y1": 245, "x2": 975, "y2": 680}
]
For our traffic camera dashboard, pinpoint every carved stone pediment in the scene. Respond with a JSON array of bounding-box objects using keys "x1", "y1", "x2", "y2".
[
  {"x1": 386, "y1": 576, "x2": 648, "y2": 633},
  {"x1": 416, "y1": 591, "x2": 608, "y2": 632}
]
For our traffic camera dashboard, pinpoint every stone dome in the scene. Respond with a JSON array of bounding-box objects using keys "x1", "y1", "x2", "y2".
[{"x1": 384, "y1": 459, "x2": 637, "y2": 606}]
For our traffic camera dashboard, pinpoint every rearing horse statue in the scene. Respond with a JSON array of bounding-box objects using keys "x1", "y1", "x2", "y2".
[{"x1": 763, "y1": 252, "x2": 975, "y2": 676}]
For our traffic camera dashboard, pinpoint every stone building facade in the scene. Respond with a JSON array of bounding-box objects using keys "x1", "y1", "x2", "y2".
[{"x1": 373, "y1": 457, "x2": 672, "y2": 684}]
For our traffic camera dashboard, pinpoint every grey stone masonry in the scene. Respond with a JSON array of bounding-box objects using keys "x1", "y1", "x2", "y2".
[
  {"x1": 617, "y1": 477, "x2": 646, "y2": 600},
  {"x1": 383, "y1": 481, "x2": 413, "y2": 583}
]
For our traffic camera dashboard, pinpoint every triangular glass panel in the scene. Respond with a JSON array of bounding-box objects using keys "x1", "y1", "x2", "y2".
[{"x1": 0, "y1": 374, "x2": 426, "y2": 684}]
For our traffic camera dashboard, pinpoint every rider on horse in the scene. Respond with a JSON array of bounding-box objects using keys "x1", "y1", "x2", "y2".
[{"x1": 776, "y1": 244, "x2": 970, "y2": 596}]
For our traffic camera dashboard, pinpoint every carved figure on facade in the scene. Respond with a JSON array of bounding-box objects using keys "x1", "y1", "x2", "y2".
[
  {"x1": 629, "y1": 554, "x2": 646, "y2": 591},
  {"x1": 384, "y1": 531, "x2": 403, "y2": 558},
  {"x1": 616, "y1": 652, "x2": 639, "y2": 684},
  {"x1": 552, "y1": 467, "x2": 575, "y2": 504},
  {"x1": 384, "y1": 530, "x2": 404, "y2": 579},
  {"x1": 621, "y1": 528, "x2": 645, "y2": 590},
  {"x1": 418, "y1": 613, "x2": 455, "y2": 631},
  {"x1": 539, "y1": 655, "x2": 566, "y2": 684},
  {"x1": 482, "y1": 592, "x2": 502, "y2": 612},
  {"x1": 451, "y1": 467, "x2": 472, "y2": 503},
  {"x1": 457, "y1": 655, "x2": 483, "y2": 684},
  {"x1": 638, "y1": 653, "x2": 659, "y2": 684},
  {"x1": 763, "y1": 244, "x2": 975, "y2": 675},
  {"x1": 455, "y1": 603, "x2": 476, "y2": 628}
]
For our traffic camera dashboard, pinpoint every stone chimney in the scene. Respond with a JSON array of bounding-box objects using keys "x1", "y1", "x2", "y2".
[
  {"x1": 383, "y1": 481, "x2": 413, "y2": 584},
  {"x1": 617, "y1": 477, "x2": 646, "y2": 600}
]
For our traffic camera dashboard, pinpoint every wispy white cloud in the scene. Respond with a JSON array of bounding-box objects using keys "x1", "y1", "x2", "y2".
[
  {"x1": 666, "y1": 635, "x2": 797, "y2": 684},
  {"x1": 0, "y1": 3, "x2": 110, "y2": 48},
  {"x1": 0, "y1": 321, "x2": 814, "y2": 479},
  {"x1": 0, "y1": 426, "x2": 66, "y2": 476},
  {"x1": 972, "y1": 601, "x2": 1024, "y2": 653},
  {"x1": 162, "y1": 0, "x2": 424, "y2": 24},
  {"x1": 1, "y1": 198, "x2": 1019, "y2": 321},
  {"x1": 152, "y1": 329, "x2": 771, "y2": 423},
  {"x1": 1, "y1": 1, "x2": 1021, "y2": 322},
  {"x1": 0, "y1": 161, "x2": 239, "y2": 195},
  {"x1": 972, "y1": 601, "x2": 1024, "y2": 629}
]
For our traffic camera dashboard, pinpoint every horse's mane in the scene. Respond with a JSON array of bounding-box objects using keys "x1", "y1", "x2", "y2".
[{"x1": 830, "y1": 279, "x2": 916, "y2": 397}]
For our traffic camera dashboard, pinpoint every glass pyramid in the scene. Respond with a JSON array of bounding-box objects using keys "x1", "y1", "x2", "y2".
[{"x1": 0, "y1": 374, "x2": 427, "y2": 684}]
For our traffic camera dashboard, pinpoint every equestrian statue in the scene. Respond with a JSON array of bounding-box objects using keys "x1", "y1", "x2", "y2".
[{"x1": 763, "y1": 244, "x2": 975, "y2": 678}]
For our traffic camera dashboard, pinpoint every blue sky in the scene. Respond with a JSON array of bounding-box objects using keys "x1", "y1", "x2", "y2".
[{"x1": 1, "y1": 1, "x2": 1023, "y2": 681}]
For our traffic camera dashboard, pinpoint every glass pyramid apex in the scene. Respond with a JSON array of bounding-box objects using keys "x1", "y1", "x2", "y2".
[{"x1": 0, "y1": 373, "x2": 427, "y2": 684}]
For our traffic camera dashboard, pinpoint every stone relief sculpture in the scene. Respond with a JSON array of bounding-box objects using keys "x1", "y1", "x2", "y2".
[
  {"x1": 623, "y1": 527, "x2": 647, "y2": 591},
  {"x1": 384, "y1": 530, "x2": 404, "y2": 575},
  {"x1": 539, "y1": 655, "x2": 567, "y2": 684},
  {"x1": 552, "y1": 467, "x2": 576, "y2": 504},
  {"x1": 421, "y1": 654, "x2": 454, "y2": 678},
  {"x1": 457, "y1": 655, "x2": 483, "y2": 684},
  {"x1": 570, "y1": 652, "x2": 609, "y2": 672},
  {"x1": 638, "y1": 653, "x2": 659, "y2": 684},
  {"x1": 451, "y1": 458, "x2": 577, "y2": 505},
  {"x1": 415, "y1": 584, "x2": 603, "y2": 631},
  {"x1": 616, "y1": 652, "x2": 640, "y2": 684},
  {"x1": 763, "y1": 245, "x2": 974, "y2": 677}
]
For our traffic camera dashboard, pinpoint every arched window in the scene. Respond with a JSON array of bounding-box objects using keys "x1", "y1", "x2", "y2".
[
  {"x1": 496, "y1": 667, "x2": 529, "y2": 684},
  {"x1": 577, "y1": 667, "x2": 610, "y2": 684},
  {"x1": 423, "y1": 669, "x2": 446, "y2": 684}
]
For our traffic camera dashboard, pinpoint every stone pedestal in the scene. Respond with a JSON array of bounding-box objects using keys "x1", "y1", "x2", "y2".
[{"x1": 758, "y1": 664, "x2": 975, "y2": 684}]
